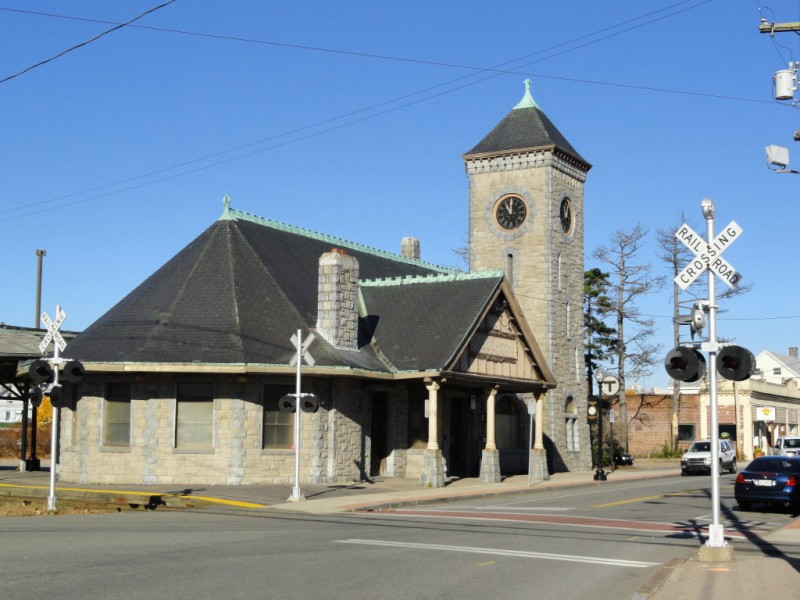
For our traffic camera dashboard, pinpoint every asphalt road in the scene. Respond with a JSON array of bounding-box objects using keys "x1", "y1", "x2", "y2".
[{"x1": 1, "y1": 474, "x2": 796, "y2": 600}]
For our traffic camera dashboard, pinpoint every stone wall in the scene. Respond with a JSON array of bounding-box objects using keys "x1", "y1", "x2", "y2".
[{"x1": 59, "y1": 375, "x2": 377, "y2": 486}]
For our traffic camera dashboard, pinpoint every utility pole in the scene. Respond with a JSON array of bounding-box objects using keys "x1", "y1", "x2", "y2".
[
  {"x1": 759, "y1": 19, "x2": 800, "y2": 34},
  {"x1": 760, "y1": 17, "x2": 800, "y2": 172}
]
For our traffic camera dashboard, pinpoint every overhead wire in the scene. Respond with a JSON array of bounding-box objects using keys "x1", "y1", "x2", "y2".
[
  {"x1": 2, "y1": 0, "x2": 762, "y2": 223},
  {"x1": 0, "y1": 0, "x2": 176, "y2": 85}
]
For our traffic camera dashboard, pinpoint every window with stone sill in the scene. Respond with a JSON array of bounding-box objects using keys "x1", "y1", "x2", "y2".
[
  {"x1": 103, "y1": 382, "x2": 131, "y2": 447},
  {"x1": 175, "y1": 382, "x2": 214, "y2": 450},
  {"x1": 263, "y1": 384, "x2": 294, "y2": 449}
]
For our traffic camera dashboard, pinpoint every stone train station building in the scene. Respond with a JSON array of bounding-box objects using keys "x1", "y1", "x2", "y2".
[{"x1": 54, "y1": 82, "x2": 593, "y2": 487}]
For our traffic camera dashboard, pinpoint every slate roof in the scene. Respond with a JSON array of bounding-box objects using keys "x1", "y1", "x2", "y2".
[
  {"x1": 361, "y1": 273, "x2": 503, "y2": 371},
  {"x1": 464, "y1": 82, "x2": 590, "y2": 169},
  {"x1": 68, "y1": 205, "x2": 513, "y2": 375}
]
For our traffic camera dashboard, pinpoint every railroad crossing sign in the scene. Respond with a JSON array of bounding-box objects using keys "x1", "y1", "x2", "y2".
[
  {"x1": 599, "y1": 374, "x2": 620, "y2": 398},
  {"x1": 39, "y1": 306, "x2": 67, "y2": 354},
  {"x1": 674, "y1": 221, "x2": 743, "y2": 290},
  {"x1": 289, "y1": 331, "x2": 315, "y2": 366}
]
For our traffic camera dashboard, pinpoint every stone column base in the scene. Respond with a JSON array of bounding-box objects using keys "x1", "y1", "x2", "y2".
[
  {"x1": 529, "y1": 448, "x2": 549, "y2": 482},
  {"x1": 699, "y1": 545, "x2": 734, "y2": 562},
  {"x1": 420, "y1": 449, "x2": 445, "y2": 488},
  {"x1": 480, "y1": 449, "x2": 502, "y2": 483}
]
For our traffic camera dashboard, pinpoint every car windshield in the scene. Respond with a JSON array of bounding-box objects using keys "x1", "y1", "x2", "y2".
[
  {"x1": 749, "y1": 458, "x2": 800, "y2": 473},
  {"x1": 690, "y1": 442, "x2": 711, "y2": 452},
  {"x1": 785, "y1": 439, "x2": 800, "y2": 448}
]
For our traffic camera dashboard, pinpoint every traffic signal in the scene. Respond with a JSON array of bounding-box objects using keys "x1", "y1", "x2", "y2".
[
  {"x1": 717, "y1": 345, "x2": 755, "y2": 381},
  {"x1": 47, "y1": 384, "x2": 65, "y2": 408},
  {"x1": 28, "y1": 386, "x2": 43, "y2": 408},
  {"x1": 299, "y1": 394, "x2": 319, "y2": 413},
  {"x1": 28, "y1": 359, "x2": 53, "y2": 384},
  {"x1": 278, "y1": 394, "x2": 296, "y2": 413},
  {"x1": 61, "y1": 360, "x2": 85, "y2": 383},
  {"x1": 664, "y1": 347, "x2": 706, "y2": 382}
]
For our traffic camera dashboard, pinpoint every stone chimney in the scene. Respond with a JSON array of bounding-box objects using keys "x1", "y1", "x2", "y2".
[
  {"x1": 316, "y1": 248, "x2": 359, "y2": 350},
  {"x1": 791, "y1": 347, "x2": 798, "y2": 359},
  {"x1": 401, "y1": 236, "x2": 420, "y2": 260}
]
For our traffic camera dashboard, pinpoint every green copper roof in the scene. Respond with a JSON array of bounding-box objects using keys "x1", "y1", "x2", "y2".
[
  {"x1": 219, "y1": 198, "x2": 456, "y2": 273},
  {"x1": 362, "y1": 270, "x2": 503, "y2": 287},
  {"x1": 513, "y1": 79, "x2": 540, "y2": 110}
]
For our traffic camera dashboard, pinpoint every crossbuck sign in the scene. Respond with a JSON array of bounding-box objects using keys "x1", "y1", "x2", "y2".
[
  {"x1": 674, "y1": 221, "x2": 743, "y2": 290},
  {"x1": 39, "y1": 306, "x2": 67, "y2": 354}
]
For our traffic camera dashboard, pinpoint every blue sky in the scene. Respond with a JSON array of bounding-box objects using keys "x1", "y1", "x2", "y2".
[{"x1": 2, "y1": 1, "x2": 798, "y2": 390}]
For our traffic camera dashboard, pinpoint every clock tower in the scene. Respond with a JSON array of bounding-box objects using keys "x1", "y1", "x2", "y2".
[{"x1": 463, "y1": 80, "x2": 592, "y2": 472}]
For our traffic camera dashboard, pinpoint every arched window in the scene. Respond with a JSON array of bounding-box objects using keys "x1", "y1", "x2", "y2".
[
  {"x1": 505, "y1": 251, "x2": 515, "y2": 288},
  {"x1": 496, "y1": 395, "x2": 521, "y2": 449},
  {"x1": 565, "y1": 395, "x2": 579, "y2": 452},
  {"x1": 566, "y1": 300, "x2": 571, "y2": 338},
  {"x1": 558, "y1": 253, "x2": 563, "y2": 290}
]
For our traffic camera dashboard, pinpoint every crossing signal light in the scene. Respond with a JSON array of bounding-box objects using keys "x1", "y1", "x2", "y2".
[
  {"x1": 299, "y1": 395, "x2": 319, "y2": 413},
  {"x1": 61, "y1": 360, "x2": 85, "y2": 384},
  {"x1": 664, "y1": 347, "x2": 706, "y2": 382},
  {"x1": 717, "y1": 345, "x2": 755, "y2": 381},
  {"x1": 278, "y1": 394, "x2": 296, "y2": 413},
  {"x1": 28, "y1": 386, "x2": 43, "y2": 408},
  {"x1": 28, "y1": 359, "x2": 53, "y2": 384},
  {"x1": 47, "y1": 384, "x2": 65, "y2": 408}
]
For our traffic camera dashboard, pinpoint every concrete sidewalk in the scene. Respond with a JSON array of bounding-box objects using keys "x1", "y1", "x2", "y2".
[
  {"x1": 1, "y1": 458, "x2": 799, "y2": 599},
  {"x1": 0, "y1": 457, "x2": 679, "y2": 512}
]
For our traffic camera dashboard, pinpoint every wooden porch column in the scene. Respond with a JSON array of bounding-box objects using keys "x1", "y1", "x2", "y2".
[
  {"x1": 485, "y1": 387, "x2": 497, "y2": 451},
  {"x1": 480, "y1": 387, "x2": 501, "y2": 483},
  {"x1": 420, "y1": 379, "x2": 445, "y2": 488},
  {"x1": 529, "y1": 392, "x2": 549, "y2": 482},
  {"x1": 534, "y1": 394, "x2": 545, "y2": 450},
  {"x1": 426, "y1": 380, "x2": 440, "y2": 451}
]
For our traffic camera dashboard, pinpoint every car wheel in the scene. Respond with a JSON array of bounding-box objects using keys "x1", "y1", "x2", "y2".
[
  {"x1": 681, "y1": 469, "x2": 688, "y2": 476},
  {"x1": 729, "y1": 459, "x2": 737, "y2": 474},
  {"x1": 737, "y1": 500, "x2": 751, "y2": 511}
]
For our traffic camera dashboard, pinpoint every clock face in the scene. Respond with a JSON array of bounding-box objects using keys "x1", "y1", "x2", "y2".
[
  {"x1": 588, "y1": 405, "x2": 597, "y2": 416},
  {"x1": 495, "y1": 195, "x2": 527, "y2": 230},
  {"x1": 560, "y1": 198, "x2": 573, "y2": 234}
]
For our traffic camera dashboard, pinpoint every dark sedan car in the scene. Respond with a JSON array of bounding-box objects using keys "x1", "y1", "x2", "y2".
[{"x1": 734, "y1": 456, "x2": 800, "y2": 511}]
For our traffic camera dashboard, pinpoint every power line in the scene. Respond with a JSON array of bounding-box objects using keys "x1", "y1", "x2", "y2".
[
  {"x1": 2, "y1": 0, "x2": 746, "y2": 222},
  {"x1": 2, "y1": 1, "x2": 709, "y2": 71},
  {"x1": 0, "y1": 1, "x2": 176, "y2": 86}
]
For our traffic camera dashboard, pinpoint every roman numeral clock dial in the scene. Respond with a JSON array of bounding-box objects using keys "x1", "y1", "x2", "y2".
[{"x1": 495, "y1": 195, "x2": 527, "y2": 230}]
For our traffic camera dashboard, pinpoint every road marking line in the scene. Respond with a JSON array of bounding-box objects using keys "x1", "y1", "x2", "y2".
[
  {"x1": 0, "y1": 483, "x2": 265, "y2": 509},
  {"x1": 336, "y1": 539, "x2": 659, "y2": 568},
  {"x1": 592, "y1": 495, "x2": 663, "y2": 508}
]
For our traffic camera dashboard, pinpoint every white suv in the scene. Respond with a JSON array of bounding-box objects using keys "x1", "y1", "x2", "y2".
[
  {"x1": 681, "y1": 439, "x2": 737, "y2": 475},
  {"x1": 773, "y1": 436, "x2": 800, "y2": 457}
]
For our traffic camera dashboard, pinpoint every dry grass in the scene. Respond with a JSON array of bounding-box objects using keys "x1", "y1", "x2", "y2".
[
  {"x1": 0, "y1": 497, "x2": 117, "y2": 517},
  {"x1": 0, "y1": 424, "x2": 51, "y2": 459}
]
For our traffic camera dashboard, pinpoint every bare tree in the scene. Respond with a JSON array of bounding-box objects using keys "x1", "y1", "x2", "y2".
[
  {"x1": 592, "y1": 223, "x2": 665, "y2": 451},
  {"x1": 656, "y1": 212, "x2": 694, "y2": 452}
]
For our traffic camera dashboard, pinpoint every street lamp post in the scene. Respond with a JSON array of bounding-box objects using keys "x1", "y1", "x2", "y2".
[{"x1": 593, "y1": 369, "x2": 607, "y2": 481}]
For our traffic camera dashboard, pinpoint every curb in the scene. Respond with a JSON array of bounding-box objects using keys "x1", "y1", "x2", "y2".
[{"x1": 631, "y1": 557, "x2": 685, "y2": 599}]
